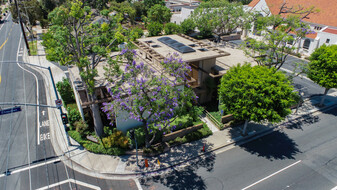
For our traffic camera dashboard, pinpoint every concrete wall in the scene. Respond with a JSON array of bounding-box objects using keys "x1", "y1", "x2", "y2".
[
  {"x1": 162, "y1": 123, "x2": 203, "y2": 142},
  {"x1": 317, "y1": 31, "x2": 337, "y2": 47},
  {"x1": 170, "y1": 7, "x2": 196, "y2": 24}
]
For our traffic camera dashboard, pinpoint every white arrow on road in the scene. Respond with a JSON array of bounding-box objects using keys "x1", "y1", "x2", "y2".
[{"x1": 42, "y1": 110, "x2": 45, "y2": 116}]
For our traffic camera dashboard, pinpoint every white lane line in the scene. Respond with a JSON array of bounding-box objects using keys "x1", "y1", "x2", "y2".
[
  {"x1": 241, "y1": 160, "x2": 302, "y2": 190},
  {"x1": 0, "y1": 158, "x2": 61, "y2": 178},
  {"x1": 16, "y1": 38, "x2": 40, "y2": 145},
  {"x1": 134, "y1": 178, "x2": 143, "y2": 190},
  {"x1": 280, "y1": 67, "x2": 311, "y2": 81},
  {"x1": 18, "y1": 34, "x2": 32, "y2": 190},
  {"x1": 331, "y1": 186, "x2": 337, "y2": 190},
  {"x1": 36, "y1": 179, "x2": 101, "y2": 190}
]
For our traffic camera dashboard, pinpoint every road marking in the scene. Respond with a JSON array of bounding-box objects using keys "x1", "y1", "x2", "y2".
[
  {"x1": 134, "y1": 178, "x2": 143, "y2": 190},
  {"x1": 0, "y1": 75, "x2": 1, "y2": 84},
  {"x1": 0, "y1": 157, "x2": 61, "y2": 178},
  {"x1": 331, "y1": 186, "x2": 337, "y2": 190},
  {"x1": 42, "y1": 110, "x2": 45, "y2": 115},
  {"x1": 36, "y1": 178, "x2": 101, "y2": 190},
  {"x1": 0, "y1": 23, "x2": 14, "y2": 51},
  {"x1": 16, "y1": 36, "x2": 41, "y2": 145},
  {"x1": 241, "y1": 160, "x2": 302, "y2": 190},
  {"x1": 40, "y1": 132, "x2": 50, "y2": 141}
]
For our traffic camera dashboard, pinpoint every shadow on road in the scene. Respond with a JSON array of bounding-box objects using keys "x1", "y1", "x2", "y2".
[
  {"x1": 140, "y1": 152, "x2": 216, "y2": 190},
  {"x1": 238, "y1": 130, "x2": 301, "y2": 161},
  {"x1": 286, "y1": 114, "x2": 320, "y2": 130}
]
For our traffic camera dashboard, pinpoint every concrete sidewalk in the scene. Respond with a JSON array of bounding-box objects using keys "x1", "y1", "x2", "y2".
[{"x1": 24, "y1": 25, "x2": 337, "y2": 180}]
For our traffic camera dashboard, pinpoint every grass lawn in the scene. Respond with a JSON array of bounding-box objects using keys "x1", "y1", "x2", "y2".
[
  {"x1": 28, "y1": 40, "x2": 37, "y2": 55},
  {"x1": 66, "y1": 103, "x2": 78, "y2": 110}
]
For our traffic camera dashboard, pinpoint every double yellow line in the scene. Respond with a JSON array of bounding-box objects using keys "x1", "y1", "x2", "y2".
[
  {"x1": 0, "y1": 23, "x2": 14, "y2": 84},
  {"x1": 0, "y1": 25, "x2": 13, "y2": 50}
]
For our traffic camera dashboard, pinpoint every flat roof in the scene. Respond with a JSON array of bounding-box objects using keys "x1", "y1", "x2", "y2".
[{"x1": 137, "y1": 34, "x2": 229, "y2": 63}]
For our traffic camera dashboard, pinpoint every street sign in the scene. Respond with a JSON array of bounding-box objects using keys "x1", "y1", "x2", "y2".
[
  {"x1": 55, "y1": 99, "x2": 62, "y2": 108},
  {"x1": 0, "y1": 106, "x2": 22, "y2": 115}
]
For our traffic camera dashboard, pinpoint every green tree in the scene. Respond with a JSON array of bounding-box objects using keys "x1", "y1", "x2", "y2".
[
  {"x1": 180, "y1": 18, "x2": 195, "y2": 35},
  {"x1": 42, "y1": 0, "x2": 118, "y2": 137},
  {"x1": 164, "y1": 22, "x2": 181, "y2": 35},
  {"x1": 144, "y1": 0, "x2": 165, "y2": 10},
  {"x1": 9, "y1": 0, "x2": 44, "y2": 36},
  {"x1": 132, "y1": 2, "x2": 146, "y2": 20},
  {"x1": 219, "y1": 64, "x2": 297, "y2": 135},
  {"x1": 147, "y1": 4, "x2": 171, "y2": 24},
  {"x1": 147, "y1": 21, "x2": 163, "y2": 36},
  {"x1": 243, "y1": 4, "x2": 318, "y2": 70},
  {"x1": 307, "y1": 45, "x2": 337, "y2": 106},
  {"x1": 191, "y1": 0, "x2": 254, "y2": 38}
]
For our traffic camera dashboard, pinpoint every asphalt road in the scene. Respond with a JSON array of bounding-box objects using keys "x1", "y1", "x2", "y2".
[
  {"x1": 0, "y1": 14, "x2": 137, "y2": 190},
  {"x1": 281, "y1": 55, "x2": 336, "y2": 98},
  {"x1": 140, "y1": 106, "x2": 337, "y2": 190}
]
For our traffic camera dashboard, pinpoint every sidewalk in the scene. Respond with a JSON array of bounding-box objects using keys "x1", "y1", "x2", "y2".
[{"x1": 24, "y1": 25, "x2": 337, "y2": 180}]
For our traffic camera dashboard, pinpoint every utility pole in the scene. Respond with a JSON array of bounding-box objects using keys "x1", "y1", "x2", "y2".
[{"x1": 14, "y1": 0, "x2": 30, "y2": 55}]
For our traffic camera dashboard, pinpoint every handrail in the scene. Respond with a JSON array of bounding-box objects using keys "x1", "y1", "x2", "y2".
[{"x1": 198, "y1": 107, "x2": 223, "y2": 130}]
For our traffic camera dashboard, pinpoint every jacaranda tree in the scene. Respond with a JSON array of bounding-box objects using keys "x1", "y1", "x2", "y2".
[{"x1": 102, "y1": 49, "x2": 197, "y2": 147}]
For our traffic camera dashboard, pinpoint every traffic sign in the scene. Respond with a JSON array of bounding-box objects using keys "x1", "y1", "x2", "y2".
[
  {"x1": 55, "y1": 99, "x2": 63, "y2": 108},
  {"x1": 0, "y1": 106, "x2": 22, "y2": 115}
]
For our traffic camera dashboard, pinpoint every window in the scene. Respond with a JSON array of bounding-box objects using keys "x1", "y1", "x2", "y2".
[
  {"x1": 326, "y1": 39, "x2": 330, "y2": 43},
  {"x1": 303, "y1": 39, "x2": 311, "y2": 49}
]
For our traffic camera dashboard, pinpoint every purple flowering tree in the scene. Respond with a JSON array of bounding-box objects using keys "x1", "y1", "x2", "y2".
[{"x1": 102, "y1": 49, "x2": 197, "y2": 148}]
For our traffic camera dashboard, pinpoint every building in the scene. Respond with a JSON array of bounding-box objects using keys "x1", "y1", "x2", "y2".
[
  {"x1": 247, "y1": 0, "x2": 337, "y2": 55},
  {"x1": 68, "y1": 34, "x2": 230, "y2": 131},
  {"x1": 134, "y1": 34, "x2": 230, "y2": 103}
]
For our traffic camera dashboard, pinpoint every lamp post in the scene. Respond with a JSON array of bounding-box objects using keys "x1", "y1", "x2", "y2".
[{"x1": 130, "y1": 129, "x2": 139, "y2": 167}]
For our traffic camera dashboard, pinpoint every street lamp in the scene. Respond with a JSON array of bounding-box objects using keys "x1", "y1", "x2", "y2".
[{"x1": 129, "y1": 129, "x2": 139, "y2": 167}]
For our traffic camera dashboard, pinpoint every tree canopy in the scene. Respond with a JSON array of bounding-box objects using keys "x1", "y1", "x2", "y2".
[
  {"x1": 191, "y1": 0, "x2": 254, "y2": 37},
  {"x1": 102, "y1": 50, "x2": 197, "y2": 147},
  {"x1": 147, "y1": 4, "x2": 172, "y2": 24},
  {"x1": 308, "y1": 45, "x2": 337, "y2": 106},
  {"x1": 243, "y1": 3, "x2": 318, "y2": 70},
  {"x1": 42, "y1": 0, "x2": 120, "y2": 136},
  {"x1": 219, "y1": 64, "x2": 297, "y2": 133}
]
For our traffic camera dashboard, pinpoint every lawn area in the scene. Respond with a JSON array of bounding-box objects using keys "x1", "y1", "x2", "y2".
[{"x1": 28, "y1": 40, "x2": 38, "y2": 55}]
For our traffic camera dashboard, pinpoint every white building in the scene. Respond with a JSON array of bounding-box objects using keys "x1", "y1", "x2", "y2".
[{"x1": 247, "y1": 0, "x2": 337, "y2": 55}]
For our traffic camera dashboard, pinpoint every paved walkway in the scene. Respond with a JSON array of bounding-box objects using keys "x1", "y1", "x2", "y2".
[{"x1": 23, "y1": 25, "x2": 337, "y2": 180}]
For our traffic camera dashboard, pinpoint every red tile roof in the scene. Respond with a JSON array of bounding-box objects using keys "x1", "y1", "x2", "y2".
[
  {"x1": 289, "y1": 31, "x2": 317, "y2": 39},
  {"x1": 249, "y1": 0, "x2": 337, "y2": 27},
  {"x1": 323, "y1": 28, "x2": 337, "y2": 35},
  {"x1": 248, "y1": 0, "x2": 261, "y2": 8}
]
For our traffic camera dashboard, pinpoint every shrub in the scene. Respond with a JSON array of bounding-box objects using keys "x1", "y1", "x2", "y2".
[
  {"x1": 130, "y1": 27, "x2": 144, "y2": 40},
  {"x1": 147, "y1": 22, "x2": 163, "y2": 36},
  {"x1": 102, "y1": 129, "x2": 129, "y2": 149},
  {"x1": 67, "y1": 107, "x2": 81, "y2": 126},
  {"x1": 74, "y1": 120, "x2": 89, "y2": 137},
  {"x1": 68, "y1": 130, "x2": 125, "y2": 155},
  {"x1": 164, "y1": 23, "x2": 181, "y2": 35},
  {"x1": 56, "y1": 78, "x2": 75, "y2": 105}
]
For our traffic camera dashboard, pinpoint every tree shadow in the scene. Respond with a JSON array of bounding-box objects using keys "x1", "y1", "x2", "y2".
[
  {"x1": 140, "y1": 152, "x2": 216, "y2": 190},
  {"x1": 238, "y1": 130, "x2": 301, "y2": 161},
  {"x1": 286, "y1": 114, "x2": 320, "y2": 130}
]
